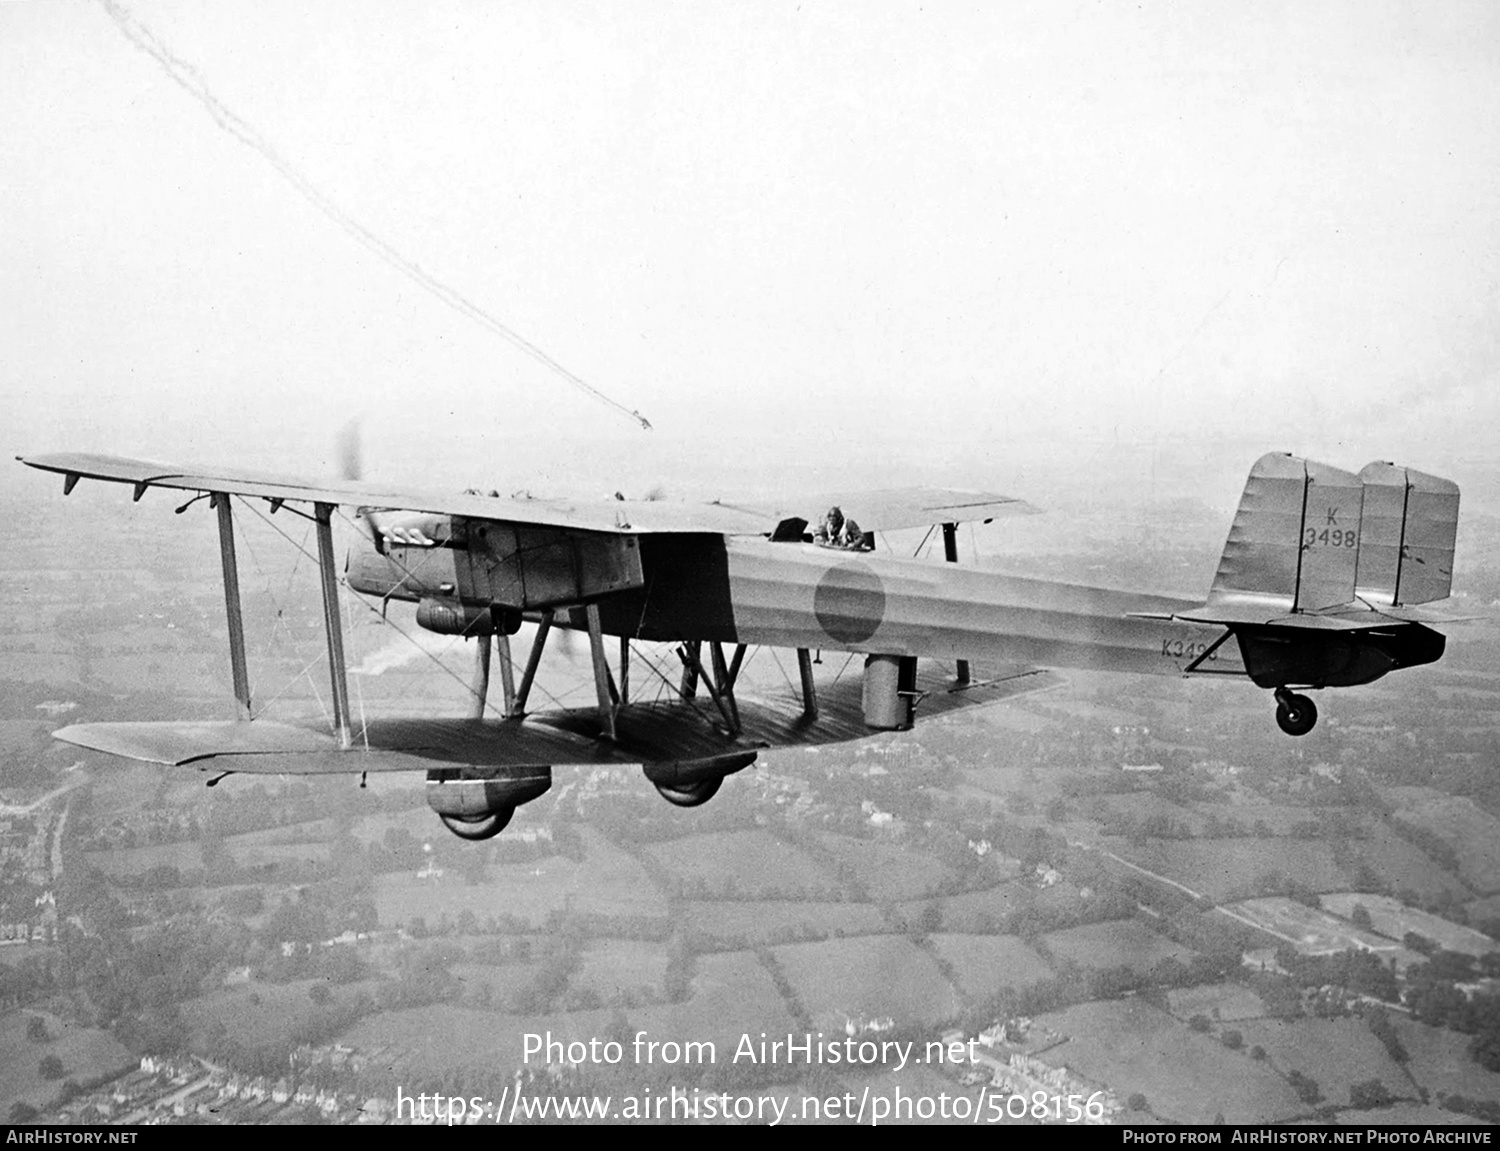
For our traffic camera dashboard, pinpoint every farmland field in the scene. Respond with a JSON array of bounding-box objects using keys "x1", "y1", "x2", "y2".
[
  {"x1": 1393, "y1": 1016, "x2": 1500, "y2": 1103},
  {"x1": 1321, "y1": 893, "x2": 1498, "y2": 956},
  {"x1": 179, "y1": 979, "x2": 377, "y2": 1051},
  {"x1": 376, "y1": 830, "x2": 666, "y2": 928},
  {"x1": 1388, "y1": 791, "x2": 1500, "y2": 894},
  {"x1": 928, "y1": 883, "x2": 1034, "y2": 932},
  {"x1": 678, "y1": 900, "x2": 887, "y2": 946},
  {"x1": 451, "y1": 962, "x2": 545, "y2": 1008},
  {"x1": 1042, "y1": 919, "x2": 1196, "y2": 973},
  {"x1": 1037, "y1": 999, "x2": 1301, "y2": 1124},
  {"x1": 773, "y1": 936, "x2": 960, "y2": 1030},
  {"x1": 0, "y1": 1009, "x2": 133, "y2": 1115},
  {"x1": 1348, "y1": 826, "x2": 1475, "y2": 903},
  {"x1": 928, "y1": 933, "x2": 1053, "y2": 1001},
  {"x1": 643, "y1": 830, "x2": 842, "y2": 900},
  {"x1": 82, "y1": 841, "x2": 203, "y2": 878},
  {"x1": 624, "y1": 950, "x2": 799, "y2": 1058},
  {"x1": 1235, "y1": 1017, "x2": 1409, "y2": 1105},
  {"x1": 1228, "y1": 898, "x2": 1405, "y2": 959},
  {"x1": 1119, "y1": 838, "x2": 1353, "y2": 903},
  {"x1": 572, "y1": 939, "x2": 669, "y2": 1004},
  {"x1": 342, "y1": 1004, "x2": 619, "y2": 1078},
  {"x1": 1165, "y1": 983, "x2": 1266, "y2": 1023},
  {"x1": 812, "y1": 833, "x2": 955, "y2": 902}
]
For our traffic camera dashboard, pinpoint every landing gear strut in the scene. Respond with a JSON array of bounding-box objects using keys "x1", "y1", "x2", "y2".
[{"x1": 1274, "y1": 688, "x2": 1318, "y2": 736}]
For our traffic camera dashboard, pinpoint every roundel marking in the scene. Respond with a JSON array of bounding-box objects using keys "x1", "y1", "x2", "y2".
[{"x1": 814, "y1": 561, "x2": 886, "y2": 645}]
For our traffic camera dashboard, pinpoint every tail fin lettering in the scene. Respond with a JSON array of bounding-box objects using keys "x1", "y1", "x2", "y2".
[{"x1": 1212, "y1": 453, "x2": 1363, "y2": 612}]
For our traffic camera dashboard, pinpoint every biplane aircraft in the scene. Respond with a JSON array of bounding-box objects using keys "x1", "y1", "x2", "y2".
[{"x1": 17, "y1": 450, "x2": 1463, "y2": 841}]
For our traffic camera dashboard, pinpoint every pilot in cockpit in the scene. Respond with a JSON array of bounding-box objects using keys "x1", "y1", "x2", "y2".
[
  {"x1": 812, "y1": 506, "x2": 871, "y2": 550},
  {"x1": 813, "y1": 505, "x2": 845, "y2": 547}
]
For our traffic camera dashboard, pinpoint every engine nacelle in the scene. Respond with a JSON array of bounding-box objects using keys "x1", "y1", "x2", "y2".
[
  {"x1": 415, "y1": 598, "x2": 521, "y2": 636},
  {"x1": 426, "y1": 765, "x2": 550, "y2": 840}
]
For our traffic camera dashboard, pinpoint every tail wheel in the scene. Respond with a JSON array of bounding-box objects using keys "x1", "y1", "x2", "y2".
[
  {"x1": 654, "y1": 777, "x2": 723, "y2": 808},
  {"x1": 439, "y1": 808, "x2": 513, "y2": 840},
  {"x1": 1275, "y1": 691, "x2": 1318, "y2": 737}
]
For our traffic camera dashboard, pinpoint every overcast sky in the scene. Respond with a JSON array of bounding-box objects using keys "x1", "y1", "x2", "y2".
[{"x1": 3, "y1": 0, "x2": 1497, "y2": 508}]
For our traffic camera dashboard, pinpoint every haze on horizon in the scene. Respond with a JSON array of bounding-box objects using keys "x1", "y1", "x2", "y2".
[{"x1": 3, "y1": 1, "x2": 1497, "y2": 512}]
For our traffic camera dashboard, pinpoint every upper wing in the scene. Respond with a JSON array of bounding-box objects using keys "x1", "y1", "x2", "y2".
[
  {"x1": 19, "y1": 453, "x2": 1036, "y2": 536},
  {"x1": 718, "y1": 487, "x2": 1039, "y2": 534},
  {"x1": 18, "y1": 452, "x2": 768, "y2": 535}
]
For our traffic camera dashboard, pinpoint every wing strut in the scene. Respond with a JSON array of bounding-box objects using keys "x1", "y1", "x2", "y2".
[
  {"x1": 678, "y1": 640, "x2": 701, "y2": 700},
  {"x1": 470, "y1": 633, "x2": 492, "y2": 720},
  {"x1": 213, "y1": 493, "x2": 252, "y2": 721},
  {"x1": 941, "y1": 522, "x2": 971, "y2": 684},
  {"x1": 314, "y1": 502, "x2": 352, "y2": 749},
  {"x1": 619, "y1": 636, "x2": 630, "y2": 706},
  {"x1": 512, "y1": 610, "x2": 553, "y2": 716},
  {"x1": 496, "y1": 632, "x2": 518, "y2": 717},
  {"x1": 675, "y1": 643, "x2": 741, "y2": 735},
  {"x1": 711, "y1": 643, "x2": 742, "y2": 732},
  {"x1": 796, "y1": 648, "x2": 819, "y2": 719},
  {"x1": 585, "y1": 603, "x2": 617, "y2": 741}
]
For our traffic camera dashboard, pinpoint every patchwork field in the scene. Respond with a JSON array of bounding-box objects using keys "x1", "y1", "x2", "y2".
[
  {"x1": 1119, "y1": 838, "x2": 1353, "y2": 903},
  {"x1": 180, "y1": 979, "x2": 377, "y2": 1050},
  {"x1": 1348, "y1": 826, "x2": 1475, "y2": 903},
  {"x1": 1038, "y1": 999, "x2": 1301, "y2": 1124},
  {"x1": 928, "y1": 933, "x2": 1053, "y2": 1002},
  {"x1": 644, "y1": 830, "x2": 842, "y2": 900},
  {"x1": 342, "y1": 1005, "x2": 618, "y2": 1078},
  {"x1": 451, "y1": 962, "x2": 545, "y2": 1008},
  {"x1": 774, "y1": 936, "x2": 960, "y2": 1030},
  {"x1": 1165, "y1": 983, "x2": 1267, "y2": 1023},
  {"x1": 1321, "y1": 893, "x2": 1498, "y2": 957},
  {"x1": 1042, "y1": 919, "x2": 1196, "y2": 974},
  {"x1": 1393, "y1": 1016, "x2": 1500, "y2": 1103},
  {"x1": 1388, "y1": 792, "x2": 1500, "y2": 894},
  {"x1": 376, "y1": 833, "x2": 667, "y2": 928},
  {"x1": 572, "y1": 939, "x2": 669, "y2": 1004},
  {"x1": 917, "y1": 884, "x2": 1030, "y2": 933},
  {"x1": 1228, "y1": 898, "x2": 1409, "y2": 961},
  {"x1": 812, "y1": 833, "x2": 955, "y2": 902},
  {"x1": 678, "y1": 900, "x2": 888, "y2": 946},
  {"x1": 82, "y1": 841, "x2": 203, "y2": 878},
  {"x1": 1235, "y1": 1017, "x2": 1410, "y2": 1106},
  {"x1": 625, "y1": 950, "x2": 799, "y2": 1059},
  {"x1": 0, "y1": 1010, "x2": 133, "y2": 1115}
]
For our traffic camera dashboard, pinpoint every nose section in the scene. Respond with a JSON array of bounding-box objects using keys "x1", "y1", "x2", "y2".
[{"x1": 346, "y1": 545, "x2": 414, "y2": 600}]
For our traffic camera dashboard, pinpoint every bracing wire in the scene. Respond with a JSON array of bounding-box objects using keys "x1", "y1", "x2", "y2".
[{"x1": 96, "y1": 0, "x2": 653, "y2": 432}]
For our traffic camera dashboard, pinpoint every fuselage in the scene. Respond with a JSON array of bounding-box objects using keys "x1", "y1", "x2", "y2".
[{"x1": 350, "y1": 531, "x2": 1246, "y2": 680}]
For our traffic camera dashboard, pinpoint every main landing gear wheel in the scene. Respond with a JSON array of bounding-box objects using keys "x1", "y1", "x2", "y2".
[
  {"x1": 1274, "y1": 690, "x2": 1318, "y2": 737},
  {"x1": 439, "y1": 807, "x2": 514, "y2": 841},
  {"x1": 654, "y1": 777, "x2": 723, "y2": 808}
]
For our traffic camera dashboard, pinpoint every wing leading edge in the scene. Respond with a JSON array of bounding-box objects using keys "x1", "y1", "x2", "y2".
[{"x1": 19, "y1": 453, "x2": 1036, "y2": 536}]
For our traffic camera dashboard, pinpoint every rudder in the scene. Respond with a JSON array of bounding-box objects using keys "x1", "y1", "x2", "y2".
[{"x1": 1355, "y1": 462, "x2": 1459, "y2": 605}]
